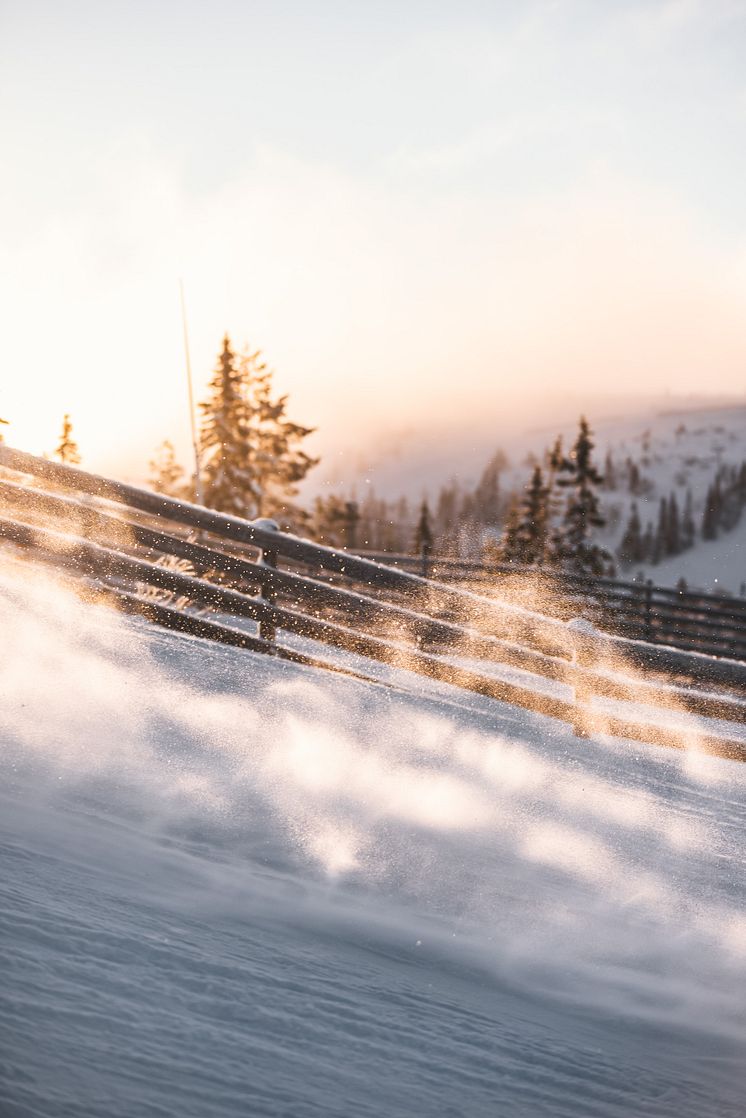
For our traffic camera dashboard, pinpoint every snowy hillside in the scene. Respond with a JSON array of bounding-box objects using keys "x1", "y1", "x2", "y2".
[
  {"x1": 1, "y1": 558, "x2": 745, "y2": 1117},
  {"x1": 324, "y1": 402, "x2": 746, "y2": 596},
  {"x1": 494, "y1": 406, "x2": 746, "y2": 595},
  {"x1": 590, "y1": 405, "x2": 746, "y2": 595}
]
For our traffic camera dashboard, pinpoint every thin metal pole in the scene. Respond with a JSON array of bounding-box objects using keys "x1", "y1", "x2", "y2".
[{"x1": 179, "y1": 279, "x2": 203, "y2": 504}]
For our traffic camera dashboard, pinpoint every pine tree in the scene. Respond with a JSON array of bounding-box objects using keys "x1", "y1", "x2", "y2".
[
  {"x1": 627, "y1": 458, "x2": 641, "y2": 495},
  {"x1": 618, "y1": 503, "x2": 643, "y2": 567},
  {"x1": 413, "y1": 499, "x2": 434, "y2": 555},
  {"x1": 682, "y1": 488, "x2": 696, "y2": 549},
  {"x1": 738, "y1": 462, "x2": 746, "y2": 504},
  {"x1": 719, "y1": 464, "x2": 743, "y2": 531},
  {"x1": 242, "y1": 346, "x2": 318, "y2": 518},
  {"x1": 520, "y1": 465, "x2": 551, "y2": 565},
  {"x1": 312, "y1": 494, "x2": 359, "y2": 549},
  {"x1": 149, "y1": 440, "x2": 186, "y2": 498},
  {"x1": 666, "y1": 492, "x2": 681, "y2": 555},
  {"x1": 495, "y1": 467, "x2": 551, "y2": 567},
  {"x1": 395, "y1": 495, "x2": 410, "y2": 542},
  {"x1": 55, "y1": 414, "x2": 81, "y2": 465},
  {"x1": 435, "y1": 481, "x2": 460, "y2": 551},
  {"x1": 554, "y1": 416, "x2": 611, "y2": 576},
  {"x1": 357, "y1": 489, "x2": 383, "y2": 549},
  {"x1": 199, "y1": 335, "x2": 318, "y2": 518},
  {"x1": 701, "y1": 479, "x2": 721, "y2": 540},
  {"x1": 547, "y1": 436, "x2": 565, "y2": 489},
  {"x1": 542, "y1": 435, "x2": 566, "y2": 560},
  {"x1": 603, "y1": 450, "x2": 617, "y2": 490},
  {"x1": 496, "y1": 498, "x2": 523, "y2": 564},
  {"x1": 653, "y1": 496, "x2": 668, "y2": 563},
  {"x1": 473, "y1": 449, "x2": 507, "y2": 525},
  {"x1": 198, "y1": 337, "x2": 248, "y2": 514},
  {"x1": 344, "y1": 499, "x2": 360, "y2": 550}
]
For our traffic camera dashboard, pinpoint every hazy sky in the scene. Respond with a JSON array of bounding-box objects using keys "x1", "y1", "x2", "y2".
[{"x1": 2, "y1": 0, "x2": 746, "y2": 477}]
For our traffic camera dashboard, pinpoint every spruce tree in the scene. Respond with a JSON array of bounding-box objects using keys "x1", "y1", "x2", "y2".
[
  {"x1": 603, "y1": 450, "x2": 617, "y2": 490},
  {"x1": 555, "y1": 416, "x2": 611, "y2": 577},
  {"x1": 701, "y1": 479, "x2": 721, "y2": 540},
  {"x1": 199, "y1": 337, "x2": 249, "y2": 514},
  {"x1": 435, "y1": 481, "x2": 460, "y2": 551},
  {"x1": 682, "y1": 489, "x2": 696, "y2": 549},
  {"x1": 149, "y1": 440, "x2": 186, "y2": 498},
  {"x1": 653, "y1": 496, "x2": 668, "y2": 563},
  {"x1": 719, "y1": 464, "x2": 743, "y2": 531},
  {"x1": 495, "y1": 467, "x2": 551, "y2": 567},
  {"x1": 738, "y1": 462, "x2": 746, "y2": 504},
  {"x1": 618, "y1": 503, "x2": 643, "y2": 567},
  {"x1": 357, "y1": 489, "x2": 383, "y2": 550},
  {"x1": 627, "y1": 459, "x2": 641, "y2": 495},
  {"x1": 547, "y1": 436, "x2": 564, "y2": 483},
  {"x1": 520, "y1": 465, "x2": 551, "y2": 565},
  {"x1": 199, "y1": 335, "x2": 318, "y2": 518},
  {"x1": 344, "y1": 499, "x2": 360, "y2": 551},
  {"x1": 55, "y1": 414, "x2": 81, "y2": 465},
  {"x1": 473, "y1": 449, "x2": 507, "y2": 525},
  {"x1": 312, "y1": 494, "x2": 359, "y2": 549},
  {"x1": 413, "y1": 499, "x2": 434, "y2": 555},
  {"x1": 666, "y1": 492, "x2": 681, "y2": 555},
  {"x1": 543, "y1": 435, "x2": 566, "y2": 561},
  {"x1": 497, "y1": 498, "x2": 523, "y2": 564},
  {"x1": 242, "y1": 346, "x2": 318, "y2": 518}
]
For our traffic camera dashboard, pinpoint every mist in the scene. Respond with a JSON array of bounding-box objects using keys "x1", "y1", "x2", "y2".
[
  {"x1": 2, "y1": 554, "x2": 745, "y2": 1044},
  {"x1": 2, "y1": 152, "x2": 745, "y2": 483}
]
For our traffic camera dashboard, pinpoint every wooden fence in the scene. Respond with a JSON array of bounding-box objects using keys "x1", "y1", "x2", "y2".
[
  {"x1": 356, "y1": 550, "x2": 746, "y2": 662},
  {"x1": 0, "y1": 444, "x2": 744, "y2": 762}
]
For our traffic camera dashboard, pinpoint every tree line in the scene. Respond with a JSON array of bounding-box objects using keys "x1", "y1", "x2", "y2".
[
  {"x1": 616, "y1": 460, "x2": 746, "y2": 570},
  {"x1": 6, "y1": 335, "x2": 745, "y2": 590}
]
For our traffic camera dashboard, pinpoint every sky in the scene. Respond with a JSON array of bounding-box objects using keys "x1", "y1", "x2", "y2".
[{"x1": 1, "y1": 0, "x2": 746, "y2": 480}]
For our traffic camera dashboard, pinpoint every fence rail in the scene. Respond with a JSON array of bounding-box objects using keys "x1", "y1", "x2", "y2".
[
  {"x1": 355, "y1": 550, "x2": 746, "y2": 662},
  {"x1": 0, "y1": 444, "x2": 744, "y2": 763}
]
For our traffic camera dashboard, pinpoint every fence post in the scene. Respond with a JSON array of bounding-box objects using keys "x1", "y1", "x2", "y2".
[
  {"x1": 421, "y1": 542, "x2": 431, "y2": 579},
  {"x1": 644, "y1": 579, "x2": 654, "y2": 642},
  {"x1": 566, "y1": 617, "x2": 596, "y2": 738},
  {"x1": 253, "y1": 518, "x2": 279, "y2": 643}
]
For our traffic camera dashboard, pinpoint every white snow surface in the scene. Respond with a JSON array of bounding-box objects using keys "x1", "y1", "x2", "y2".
[{"x1": 1, "y1": 558, "x2": 745, "y2": 1117}]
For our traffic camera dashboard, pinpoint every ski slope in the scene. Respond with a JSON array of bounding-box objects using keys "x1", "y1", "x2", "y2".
[{"x1": 1, "y1": 558, "x2": 745, "y2": 1117}]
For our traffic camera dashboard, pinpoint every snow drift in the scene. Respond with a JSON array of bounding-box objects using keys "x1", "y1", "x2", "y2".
[{"x1": 1, "y1": 556, "x2": 744, "y2": 1117}]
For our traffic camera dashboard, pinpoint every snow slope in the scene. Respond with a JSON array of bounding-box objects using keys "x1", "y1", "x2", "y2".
[
  {"x1": 1, "y1": 558, "x2": 745, "y2": 1117},
  {"x1": 320, "y1": 401, "x2": 746, "y2": 595},
  {"x1": 592, "y1": 405, "x2": 746, "y2": 593},
  {"x1": 498, "y1": 403, "x2": 746, "y2": 594}
]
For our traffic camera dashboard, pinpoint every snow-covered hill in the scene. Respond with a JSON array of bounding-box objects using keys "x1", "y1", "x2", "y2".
[
  {"x1": 324, "y1": 401, "x2": 746, "y2": 595},
  {"x1": 1, "y1": 558, "x2": 745, "y2": 1117},
  {"x1": 590, "y1": 405, "x2": 746, "y2": 594}
]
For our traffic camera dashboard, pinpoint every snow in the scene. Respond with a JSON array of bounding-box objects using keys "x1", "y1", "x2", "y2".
[
  {"x1": 1, "y1": 557, "x2": 745, "y2": 1117},
  {"x1": 591, "y1": 405, "x2": 746, "y2": 594},
  {"x1": 495, "y1": 402, "x2": 746, "y2": 595},
  {"x1": 641, "y1": 514, "x2": 746, "y2": 597},
  {"x1": 321, "y1": 401, "x2": 746, "y2": 595}
]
